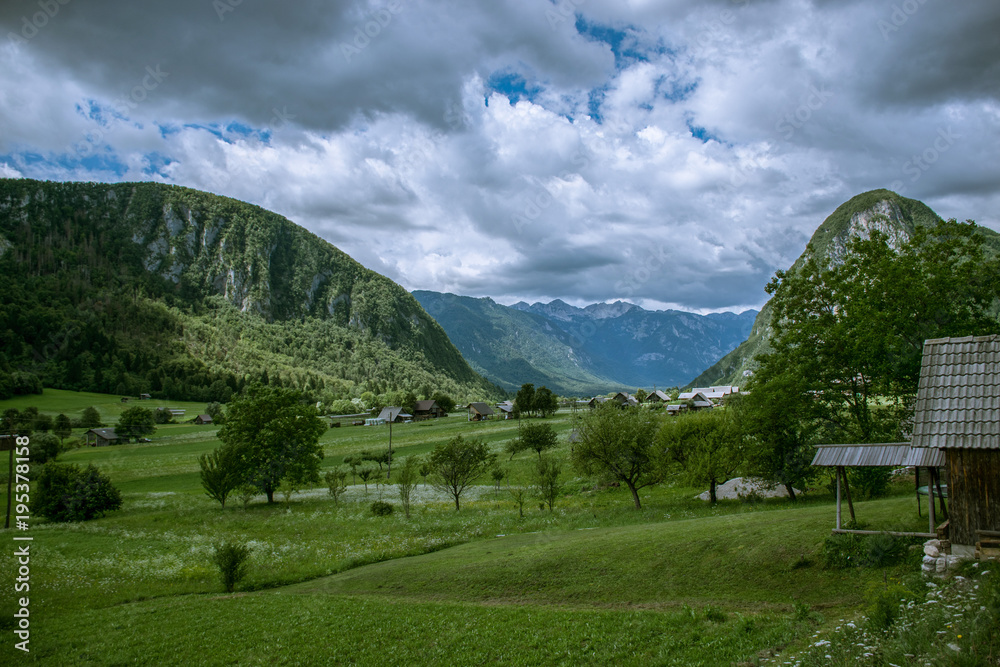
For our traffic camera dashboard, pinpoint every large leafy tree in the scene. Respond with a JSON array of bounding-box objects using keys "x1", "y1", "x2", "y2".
[
  {"x1": 513, "y1": 383, "x2": 535, "y2": 418},
  {"x1": 755, "y1": 219, "x2": 1000, "y2": 445},
  {"x1": 117, "y1": 406, "x2": 156, "y2": 441},
  {"x1": 658, "y1": 409, "x2": 746, "y2": 504},
  {"x1": 428, "y1": 435, "x2": 497, "y2": 510},
  {"x1": 217, "y1": 384, "x2": 326, "y2": 503},
  {"x1": 534, "y1": 386, "x2": 558, "y2": 418},
  {"x1": 571, "y1": 403, "x2": 662, "y2": 509}
]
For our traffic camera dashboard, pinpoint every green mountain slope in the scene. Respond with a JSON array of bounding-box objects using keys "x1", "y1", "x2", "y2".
[
  {"x1": 687, "y1": 189, "x2": 1000, "y2": 388},
  {"x1": 0, "y1": 179, "x2": 498, "y2": 403},
  {"x1": 412, "y1": 291, "x2": 624, "y2": 394}
]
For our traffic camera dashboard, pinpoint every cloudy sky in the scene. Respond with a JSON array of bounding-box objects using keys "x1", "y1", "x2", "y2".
[{"x1": 2, "y1": 0, "x2": 999, "y2": 313}]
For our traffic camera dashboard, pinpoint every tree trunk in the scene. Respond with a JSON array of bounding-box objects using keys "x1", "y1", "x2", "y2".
[
  {"x1": 453, "y1": 494, "x2": 461, "y2": 511},
  {"x1": 842, "y1": 470, "x2": 855, "y2": 522},
  {"x1": 626, "y1": 481, "x2": 642, "y2": 509},
  {"x1": 784, "y1": 483, "x2": 797, "y2": 501},
  {"x1": 266, "y1": 489, "x2": 274, "y2": 504},
  {"x1": 709, "y1": 479, "x2": 717, "y2": 504}
]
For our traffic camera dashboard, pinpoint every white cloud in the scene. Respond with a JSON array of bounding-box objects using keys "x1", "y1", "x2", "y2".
[{"x1": 1, "y1": 0, "x2": 998, "y2": 312}]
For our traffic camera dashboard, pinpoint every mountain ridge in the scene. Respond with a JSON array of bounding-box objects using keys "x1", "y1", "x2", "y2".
[
  {"x1": 686, "y1": 188, "x2": 1000, "y2": 388},
  {"x1": 415, "y1": 290, "x2": 756, "y2": 394},
  {"x1": 0, "y1": 178, "x2": 499, "y2": 403}
]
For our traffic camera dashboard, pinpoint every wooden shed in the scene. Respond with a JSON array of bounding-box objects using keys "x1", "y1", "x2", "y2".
[
  {"x1": 467, "y1": 402, "x2": 494, "y2": 421},
  {"x1": 811, "y1": 443, "x2": 946, "y2": 537},
  {"x1": 909, "y1": 335, "x2": 1000, "y2": 548},
  {"x1": 85, "y1": 428, "x2": 120, "y2": 447},
  {"x1": 412, "y1": 400, "x2": 446, "y2": 421}
]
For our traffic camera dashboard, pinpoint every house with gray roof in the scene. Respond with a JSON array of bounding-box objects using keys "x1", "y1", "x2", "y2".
[
  {"x1": 377, "y1": 406, "x2": 411, "y2": 423},
  {"x1": 910, "y1": 335, "x2": 1000, "y2": 549}
]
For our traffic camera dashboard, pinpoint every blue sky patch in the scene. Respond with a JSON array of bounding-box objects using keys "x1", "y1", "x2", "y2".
[{"x1": 486, "y1": 70, "x2": 544, "y2": 105}]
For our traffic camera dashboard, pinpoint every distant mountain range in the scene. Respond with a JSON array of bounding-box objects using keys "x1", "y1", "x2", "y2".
[
  {"x1": 413, "y1": 290, "x2": 757, "y2": 395},
  {"x1": 687, "y1": 189, "x2": 1000, "y2": 388}
]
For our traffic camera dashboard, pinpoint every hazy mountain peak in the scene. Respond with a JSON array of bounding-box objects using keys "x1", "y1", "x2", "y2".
[{"x1": 583, "y1": 301, "x2": 640, "y2": 319}]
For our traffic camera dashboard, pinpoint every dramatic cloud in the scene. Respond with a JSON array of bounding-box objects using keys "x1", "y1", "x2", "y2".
[{"x1": 2, "y1": 0, "x2": 998, "y2": 313}]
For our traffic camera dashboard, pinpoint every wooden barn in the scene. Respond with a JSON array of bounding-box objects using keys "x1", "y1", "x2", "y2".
[
  {"x1": 412, "y1": 400, "x2": 446, "y2": 421},
  {"x1": 466, "y1": 402, "x2": 494, "y2": 421},
  {"x1": 910, "y1": 335, "x2": 1000, "y2": 549},
  {"x1": 85, "y1": 428, "x2": 120, "y2": 447}
]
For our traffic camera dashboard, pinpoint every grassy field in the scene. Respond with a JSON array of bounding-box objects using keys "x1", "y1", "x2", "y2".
[{"x1": 0, "y1": 390, "x2": 966, "y2": 665}]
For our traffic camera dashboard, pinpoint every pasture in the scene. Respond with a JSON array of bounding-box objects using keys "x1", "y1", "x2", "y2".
[{"x1": 0, "y1": 390, "x2": 948, "y2": 665}]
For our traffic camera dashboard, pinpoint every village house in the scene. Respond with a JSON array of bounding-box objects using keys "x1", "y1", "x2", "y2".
[
  {"x1": 194, "y1": 414, "x2": 214, "y2": 425},
  {"x1": 496, "y1": 400, "x2": 515, "y2": 419},
  {"x1": 467, "y1": 402, "x2": 494, "y2": 421},
  {"x1": 377, "y1": 406, "x2": 411, "y2": 424},
  {"x1": 645, "y1": 390, "x2": 671, "y2": 405},
  {"x1": 679, "y1": 386, "x2": 739, "y2": 405},
  {"x1": 412, "y1": 400, "x2": 447, "y2": 421}
]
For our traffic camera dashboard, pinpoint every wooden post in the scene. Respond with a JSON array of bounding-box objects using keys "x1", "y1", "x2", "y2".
[
  {"x1": 835, "y1": 467, "x2": 842, "y2": 530},
  {"x1": 915, "y1": 466, "x2": 921, "y2": 517},
  {"x1": 842, "y1": 466, "x2": 856, "y2": 523},
  {"x1": 933, "y1": 467, "x2": 947, "y2": 519},
  {"x1": 928, "y1": 467, "x2": 936, "y2": 535}
]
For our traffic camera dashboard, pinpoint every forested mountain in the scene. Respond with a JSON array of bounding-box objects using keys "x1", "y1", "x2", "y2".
[
  {"x1": 687, "y1": 189, "x2": 1000, "y2": 388},
  {"x1": 414, "y1": 290, "x2": 756, "y2": 394},
  {"x1": 0, "y1": 179, "x2": 499, "y2": 404}
]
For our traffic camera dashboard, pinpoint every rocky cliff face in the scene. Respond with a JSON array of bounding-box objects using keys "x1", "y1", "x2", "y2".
[
  {"x1": 686, "y1": 189, "x2": 950, "y2": 388},
  {"x1": 0, "y1": 178, "x2": 493, "y2": 397}
]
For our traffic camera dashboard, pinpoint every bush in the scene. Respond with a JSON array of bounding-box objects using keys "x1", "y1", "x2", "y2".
[
  {"x1": 370, "y1": 500, "x2": 394, "y2": 516},
  {"x1": 213, "y1": 541, "x2": 252, "y2": 593},
  {"x1": 848, "y1": 467, "x2": 892, "y2": 499},
  {"x1": 29, "y1": 433, "x2": 62, "y2": 465},
  {"x1": 32, "y1": 463, "x2": 122, "y2": 522}
]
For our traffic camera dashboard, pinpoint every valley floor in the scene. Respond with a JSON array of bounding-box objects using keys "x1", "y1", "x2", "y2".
[{"x1": 1, "y1": 392, "x2": 991, "y2": 665}]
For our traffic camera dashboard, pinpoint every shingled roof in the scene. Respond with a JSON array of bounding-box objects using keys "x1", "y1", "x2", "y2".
[{"x1": 911, "y1": 335, "x2": 1000, "y2": 450}]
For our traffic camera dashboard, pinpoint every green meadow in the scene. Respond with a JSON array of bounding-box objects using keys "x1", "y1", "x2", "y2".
[{"x1": 1, "y1": 390, "x2": 941, "y2": 665}]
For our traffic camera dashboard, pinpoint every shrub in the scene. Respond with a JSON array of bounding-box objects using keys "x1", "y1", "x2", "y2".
[
  {"x1": 370, "y1": 500, "x2": 394, "y2": 516},
  {"x1": 32, "y1": 463, "x2": 122, "y2": 522},
  {"x1": 848, "y1": 467, "x2": 892, "y2": 499},
  {"x1": 213, "y1": 541, "x2": 252, "y2": 593},
  {"x1": 29, "y1": 433, "x2": 62, "y2": 465},
  {"x1": 324, "y1": 468, "x2": 349, "y2": 506}
]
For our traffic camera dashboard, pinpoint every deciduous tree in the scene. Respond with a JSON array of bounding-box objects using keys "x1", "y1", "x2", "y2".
[
  {"x1": 658, "y1": 409, "x2": 745, "y2": 504},
  {"x1": 429, "y1": 435, "x2": 497, "y2": 510},
  {"x1": 217, "y1": 384, "x2": 326, "y2": 503},
  {"x1": 117, "y1": 406, "x2": 156, "y2": 441},
  {"x1": 571, "y1": 403, "x2": 662, "y2": 509}
]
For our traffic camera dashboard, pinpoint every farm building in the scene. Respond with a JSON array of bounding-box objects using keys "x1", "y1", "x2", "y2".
[
  {"x1": 194, "y1": 414, "x2": 213, "y2": 425},
  {"x1": 645, "y1": 390, "x2": 671, "y2": 405},
  {"x1": 910, "y1": 335, "x2": 1000, "y2": 549},
  {"x1": 85, "y1": 428, "x2": 120, "y2": 447},
  {"x1": 467, "y1": 402, "x2": 494, "y2": 421},
  {"x1": 377, "y1": 407, "x2": 411, "y2": 424},
  {"x1": 496, "y1": 400, "x2": 515, "y2": 418},
  {"x1": 412, "y1": 400, "x2": 446, "y2": 421}
]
